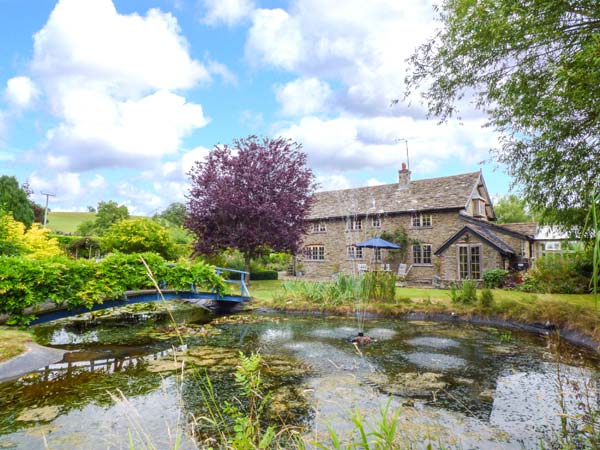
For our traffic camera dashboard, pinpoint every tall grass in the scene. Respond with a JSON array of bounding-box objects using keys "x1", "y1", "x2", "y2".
[{"x1": 279, "y1": 272, "x2": 396, "y2": 332}]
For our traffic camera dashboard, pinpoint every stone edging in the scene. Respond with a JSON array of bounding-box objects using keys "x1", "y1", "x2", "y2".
[{"x1": 251, "y1": 307, "x2": 600, "y2": 353}]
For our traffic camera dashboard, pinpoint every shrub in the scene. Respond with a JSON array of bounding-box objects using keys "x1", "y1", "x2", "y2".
[
  {"x1": 102, "y1": 218, "x2": 176, "y2": 260},
  {"x1": 524, "y1": 254, "x2": 589, "y2": 294},
  {"x1": 450, "y1": 280, "x2": 477, "y2": 304},
  {"x1": 482, "y1": 269, "x2": 509, "y2": 288},
  {"x1": 226, "y1": 269, "x2": 278, "y2": 281},
  {"x1": 479, "y1": 289, "x2": 495, "y2": 308},
  {"x1": 0, "y1": 253, "x2": 225, "y2": 323},
  {"x1": 0, "y1": 212, "x2": 62, "y2": 259}
]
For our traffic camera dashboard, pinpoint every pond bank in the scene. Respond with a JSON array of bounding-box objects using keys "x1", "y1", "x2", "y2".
[
  {"x1": 250, "y1": 304, "x2": 600, "y2": 353},
  {"x1": 0, "y1": 342, "x2": 66, "y2": 381}
]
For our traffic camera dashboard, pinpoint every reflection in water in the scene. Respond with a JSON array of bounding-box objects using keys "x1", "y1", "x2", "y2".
[{"x1": 0, "y1": 309, "x2": 599, "y2": 449}]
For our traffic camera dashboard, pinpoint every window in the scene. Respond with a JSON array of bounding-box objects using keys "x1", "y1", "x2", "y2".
[
  {"x1": 346, "y1": 218, "x2": 362, "y2": 231},
  {"x1": 305, "y1": 245, "x2": 325, "y2": 261},
  {"x1": 412, "y1": 214, "x2": 432, "y2": 228},
  {"x1": 372, "y1": 216, "x2": 381, "y2": 228},
  {"x1": 312, "y1": 222, "x2": 327, "y2": 233},
  {"x1": 347, "y1": 245, "x2": 364, "y2": 260},
  {"x1": 374, "y1": 247, "x2": 382, "y2": 262},
  {"x1": 545, "y1": 241, "x2": 561, "y2": 251},
  {"x1": 519, "y1": 240, "x2": 527, "y2": 257},
  {"x1": 478, "y1": 200, "x2": 486, "y2": 217},
  {"x1": 458, "y1": 245, "x2": 481, "y2": 279},
  {"x1": 412, "y1": 244, "x2": 432, "y2": 265}
]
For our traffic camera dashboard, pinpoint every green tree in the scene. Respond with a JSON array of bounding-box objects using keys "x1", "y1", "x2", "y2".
[
  {"x1": 154, "y1": 202, "x2": 187, "y2": 227},
  {"x1": 101, "y1": 218, "x2": 175, "y2": 259},
  {"x1": 95, "y1": 201, "x2": 129, "y2": 234},
  {"x1": 406, "y1": 0, "x2": 600, "y2": 230},
  {"x1": 0, "y1": 176, "x2": 34, "y2": 227},
  {"x1": 494, "y1": 195, "x2": 534, "y2": 224}
]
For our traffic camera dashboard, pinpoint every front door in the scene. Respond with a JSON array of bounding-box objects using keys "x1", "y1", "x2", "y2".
[{"x1": 458, "y1": 245, "x2": 481, "y2": 280}]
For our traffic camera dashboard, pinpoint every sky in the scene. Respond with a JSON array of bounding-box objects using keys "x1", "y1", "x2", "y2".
[{"x1": 0, "y1": 0, "x2": 511, "y2": 215}]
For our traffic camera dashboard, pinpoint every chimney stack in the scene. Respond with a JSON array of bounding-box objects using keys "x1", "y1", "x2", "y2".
[{"x1": 398, "y1": 162, "x2": 411, "y2": 188}]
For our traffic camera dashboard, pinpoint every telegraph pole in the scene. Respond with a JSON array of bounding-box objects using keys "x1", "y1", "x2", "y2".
[{"x1": 41, "y1": 192, "x2": 55, "y2": 228}]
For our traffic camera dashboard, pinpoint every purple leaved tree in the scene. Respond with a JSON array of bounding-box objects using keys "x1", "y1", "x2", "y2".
[{"x1": 186, "y1": 135, "x2": 315, "y2": 282}]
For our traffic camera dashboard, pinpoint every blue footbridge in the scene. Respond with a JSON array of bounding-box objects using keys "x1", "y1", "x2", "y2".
[{"x1": 27, "y1": 267, "x2": 251, "y2": 325}]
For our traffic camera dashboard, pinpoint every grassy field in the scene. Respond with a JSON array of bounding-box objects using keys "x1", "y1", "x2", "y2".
[
  {"x1": 247, "y1": 279, "x2": 600, "y2": 342},
  {"x1": 47, "y1": 211, "x2": 97, "y2": 234},
  {"x1": 46, "y1": 211, "x2": 146, "y2": 234},
  {"x1": 0, "y1": 327, "x2": 33, "y2": 363}
]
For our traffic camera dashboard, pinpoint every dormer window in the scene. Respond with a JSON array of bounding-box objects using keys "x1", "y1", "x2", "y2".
[
  {"x1": 474, "y1": 199, "x2": 486, "y2": 217},
  {"x1": 412, "y1": 214, "x2": 432, "y2": 228}
]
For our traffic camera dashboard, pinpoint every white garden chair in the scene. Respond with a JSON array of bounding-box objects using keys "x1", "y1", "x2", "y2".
[
  {"x1": 357, "y1": 263, "x2": 368, "y2": 275},
  {"x1": 396, "y1": 263, "x2": 411, "y2": 286}
]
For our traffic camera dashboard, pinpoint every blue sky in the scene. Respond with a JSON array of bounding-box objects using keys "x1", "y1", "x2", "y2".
[{"x1": 0, "y1": 0, "x2": 511, "y2": 214}]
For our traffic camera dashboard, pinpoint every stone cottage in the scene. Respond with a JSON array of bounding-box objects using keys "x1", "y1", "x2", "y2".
[{"x1": 298, "y1": 165, "x2": 537, "y2": 282}]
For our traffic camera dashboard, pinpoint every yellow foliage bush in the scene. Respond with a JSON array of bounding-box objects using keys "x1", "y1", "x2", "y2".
[{"x1": 0, "y1": 213, "x2": 62, "y2": 259}]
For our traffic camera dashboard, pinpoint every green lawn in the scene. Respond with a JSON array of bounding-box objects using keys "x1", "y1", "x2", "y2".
[
  {"x1": 247, "y1": 279, "x2": 598, "y2": 307},
  {"x1": 47, "y1": 211, "x2": 97, "y2": 234},
  {"x1": 0, "y1": 327, "x2": 33, "y2": 363}
]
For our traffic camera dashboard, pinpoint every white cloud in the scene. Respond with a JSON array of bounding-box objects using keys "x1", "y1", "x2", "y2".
[
  {"x1": 201, "y1": 0, "x2": 255, "y2": 26},
  {"x1": 5, "y1": 77, "x2": 39, "y2": 108},
  {"x1": 315, "y1": 174, "x2": 351, "y2": 191},
  {"x1": 44, "y1": 89, "x2": 207, "y2": 171},
  {"x1": 18, "y1": 0, "x2": 215, "y2": 172},
  {"x1": 33, "y1": 0, "x2": 208, "y2": 96},
  {"x1": 246, "y1": 0, "x2": 435, "y2": 115},
  {"x1": 275, "y1": 77, "x2": 332, "y2": 116},
  {"x1": 366, "y1": 178, "x2": 384, "y2": 187},
  {"x1": 246, "y1": 8, "x2": 303, "y2": 71},
  {"x1": 87, "y1": 174, "x2": 106, "y2": 189},
  {"x1": 279, "y1": 115, "x2": 497, "y2": 172},
  {"x1": 29, "y1": 171, "x2": 82, "y2": 199}
]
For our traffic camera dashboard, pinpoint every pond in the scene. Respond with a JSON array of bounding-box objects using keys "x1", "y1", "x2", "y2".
[{"x1": 0, "y1": 301, "x2": 598, "y2": 449}]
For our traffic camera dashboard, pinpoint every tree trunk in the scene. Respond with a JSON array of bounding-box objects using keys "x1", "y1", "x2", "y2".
[{"x1": 244, "y1": 253, "x2": 251, "y2": 285}]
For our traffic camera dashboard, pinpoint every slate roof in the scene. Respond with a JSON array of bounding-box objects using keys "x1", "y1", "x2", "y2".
[
  {"x1": 435, "y1": 224, "x2": 515, "y2": 256},
  {"x1": 499, "y1": 222, "x2": 538, "y2": 239},
  {"x1": 308, "y1": 171, "x2": 481, "y2": 220},
  {"x1": 459, "y1": 214, "x2": 535, "y2": 241}
]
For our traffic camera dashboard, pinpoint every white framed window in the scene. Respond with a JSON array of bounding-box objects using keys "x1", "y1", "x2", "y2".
[
  {"x1": 312, "y1": 222, "x2": 327, "y2": 233},
  {"x1": 305, "y1": 245, "x2": 325, "y2": 261},
  {"x1": 412, "y1": 244, "x2": 432, "y2": 265},
  {"x1": 346, "y1": 218, "x2": 362, "y2": 231},
  {"x1": 372, "y1": 216, "x2": 381, "y2": 228},
  {"x1": 374, "y1": 247, "x2": 382, "y2": 262},
  {"x1": 545, "y1": 241, "x2": 561, "y2": 251},
  {"x1": 412, "y1": 214, "x2": 433, "y2": 228},
  {"x1": 478, "y1": 200, "x2": 486, "y2": 216},
  {"x1": 458, "y1": 244, "x2": 481, "y2": 279},
  {"x1": 519, "y1": 240, "x2": 527, "y2": 257},
  {"x1": 347, "y1": 245, "x2": 364, "y2": 260}
]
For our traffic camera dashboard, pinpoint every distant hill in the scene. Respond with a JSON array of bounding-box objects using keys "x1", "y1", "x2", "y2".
[
  {"x1": 47, "y1": 212, "x2": 97, "y2": 234},
  {"x1": 46, "y1": 211, "x2": 145, "y2": 234}
]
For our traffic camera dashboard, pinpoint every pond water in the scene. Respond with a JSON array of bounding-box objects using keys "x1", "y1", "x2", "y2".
[{"x1": 0, "y1": 302, "x2": 598, "y2": 449}]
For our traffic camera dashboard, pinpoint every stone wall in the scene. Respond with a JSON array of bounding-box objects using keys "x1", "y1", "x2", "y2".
[
  {"x1": 299, "y1": 210, "x2": 469, "y2": 280},
  {"x1": 439, "y1": 233, "x2": 505, "y2": 280}
]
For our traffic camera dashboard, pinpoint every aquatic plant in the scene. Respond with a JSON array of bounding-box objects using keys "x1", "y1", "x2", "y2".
[{"x1": 449, "y1": 280, "x2": 477, "y2": 304}]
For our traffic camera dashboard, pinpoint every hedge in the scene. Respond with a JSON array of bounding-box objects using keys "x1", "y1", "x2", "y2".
[
  {"x1": 225, "y1": 269, "x2": 279, "y2": 281},
  {"x1": 0, "y1": 253, "x2": 226, "y2": 324}
]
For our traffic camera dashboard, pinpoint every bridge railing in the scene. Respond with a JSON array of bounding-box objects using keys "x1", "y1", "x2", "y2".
[{"x1": 214, "y1": 267, "x2": 251, "y2": 298}]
